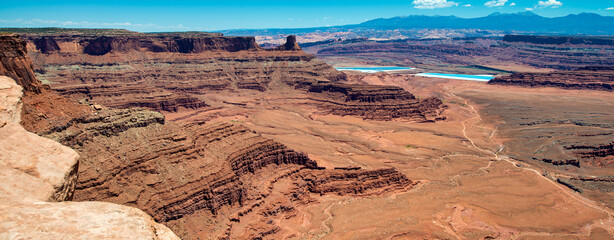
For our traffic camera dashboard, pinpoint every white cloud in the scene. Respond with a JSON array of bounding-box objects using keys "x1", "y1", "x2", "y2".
[
  {"x1": 463, "y1": 4, "x2": 472, "y2": 7},
  {"x1": 412, "y1": 0, "x2": 458, "y2": 9},
  {"x1": 537, "y1": 0, "x2": 562, "y2": 8},
  {"x1": 509, "y1": 2, "x2": 516, "y2": 6},
  {"x1": 525, "y1": 7, "x2": 534, "y2": 10},
  {"x1": 0, "y1": 18, "x2": 189, "y2": 30},
  {"x1": 485, "y1": 0, "x2": 508, "y2": 7},
  {"x1": 606, "y1": 7, "x2": 614, "y2": 10}
]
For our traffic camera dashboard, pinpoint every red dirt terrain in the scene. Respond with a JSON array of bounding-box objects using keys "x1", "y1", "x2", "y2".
[
  {"x1": 2, "y1": 33, "x2": 425, "y2": 239},
  {"x1": 2, "y1": 30, "x2": 614, "y2": 239}
]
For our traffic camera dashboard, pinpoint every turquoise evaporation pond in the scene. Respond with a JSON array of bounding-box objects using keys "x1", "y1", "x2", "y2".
[
  {"x1": 415, "y1": 73, "x2": 494, "y2": 81},
  {"x1": 335, "y1": 66, "x2": 415, "y2": 73}
]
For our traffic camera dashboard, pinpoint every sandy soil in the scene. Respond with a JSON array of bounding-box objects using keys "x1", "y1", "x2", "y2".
[{"x1": 164, "y1": 73, "x2": 614, "y2": 239}]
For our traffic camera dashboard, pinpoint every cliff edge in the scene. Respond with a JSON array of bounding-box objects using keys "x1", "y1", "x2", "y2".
[{"x1": 0, "y1": 76, "x2": 179, "y2": 240}]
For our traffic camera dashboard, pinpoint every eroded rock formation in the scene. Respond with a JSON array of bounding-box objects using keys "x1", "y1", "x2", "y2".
[
  {"x1": 20, "y1": 34, "x2": 344, "y2": 113},
  {"x1": 565, "y1": 142, "x2": 614, "y2": 167},
  {"x1": 0, "y1": 76, "x2": 179, "y2": 240},
  {"x1": 39, "y1": 108, "x2": 416, "y2": 238},
  {"x1": 297, "y1": 168, "x2": 416, "y2": 195},
  {"x1": 32, "y1": 36, "x2": 60, "y2": 54},
  {"x1": 274, "y1": 35, "x2": 302, "y2": 51},
  {"x1": 14, "y1": 32, "x2": 447, "y2": 122},
  {"x1": 306, "y1": 37, "x2": 614, "y2": 70},
  {"x1": 0, "y1": 34, "x2": 92, "y2": 134},
  {"x1": 298, "y1": 81, "x2": 446, "y2": 121},
  {"x1": 489, "y1": 66, "x2": 614, "y2": 91},
  {"x1": 2, "y1": 32, "x2": 422, "y2": 239},
  {"x1": 503, "y1": 35, "x2": 614, "y2": 46},
  {"x1": 24, "y1": 34, "x2": 261, "y2": 56},
  {"x1": 0, "y1": 35, "x2": 42, "y2": 93}
]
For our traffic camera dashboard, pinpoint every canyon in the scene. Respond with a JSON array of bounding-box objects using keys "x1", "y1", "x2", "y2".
[
  {"x1": 1, "y1": 32, "x2": 427, "y2": 239},
  {"x1": 1, "y1": 28, "x2": 614, "y2": 240},
  {"x1": 489, "y1": 66, "x2": 614, "y2": 91},
  {"x1": 0, "y1": 74, "x2": 179, "y2": 239}
]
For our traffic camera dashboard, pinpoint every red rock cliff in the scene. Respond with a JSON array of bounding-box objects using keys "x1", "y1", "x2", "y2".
[
  {"x1": 0, "y1": 34, "x2": 42, "y2": 93},
  {"x1": 489, "y1": 66, "x2": 614, "y2": 91}
]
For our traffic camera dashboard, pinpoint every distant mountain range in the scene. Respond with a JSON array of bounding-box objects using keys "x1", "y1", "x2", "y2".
[
  {"x1": 359, "y1": 12, "x2": 614, "y2": 34},
  {"x1": 221, "y1": 12, "x2": 614, "y2": 36}
]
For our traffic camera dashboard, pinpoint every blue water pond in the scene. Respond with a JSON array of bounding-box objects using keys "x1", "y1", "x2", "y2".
[
  {"x1": 415, "y1": 73, "x2": 494, "y2": 81},
  {"x1": 335, "y1": 66, "x2": 415, "y2": 73}
]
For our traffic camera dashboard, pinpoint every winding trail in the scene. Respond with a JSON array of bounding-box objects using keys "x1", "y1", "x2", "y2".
[
  {"x1": 450, "y1": 92, "x2": 614, "y2": 219},
  {"x1": 308, "y1": 199, "x2": 352, "y2": 239}
]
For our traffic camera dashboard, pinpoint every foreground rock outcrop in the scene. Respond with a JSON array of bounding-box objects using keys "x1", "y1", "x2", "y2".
[
  {"x1": 489, "y1": 66, "x2": 614, "y2": 91},
  {"x1": 1, "y1": 200, "x2": 179, "y2": 239},
  {"x1": 0, "y1": 76, "x2": 179, "y2": 240}
]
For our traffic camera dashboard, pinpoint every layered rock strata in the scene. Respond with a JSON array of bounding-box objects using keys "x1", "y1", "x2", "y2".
[
  {"x1": 565, "y1": 142, "x2": 614, "y2": 167},
  {"x1": 299, "y1": 81, "x2": 446, "y2": 121},
  {"x1": 306, "y1": 36, "x2": 614, "y2": 70},
  {"x1": 274, "y1": 35, "x2": 302, "y2": 51},
  {"x1": 24, "y1": 33, "x2": 261, "y2": 55},
  {"x1": 0, "y1": 35, "x2": 42, "y2": 92},
  {"x1": 297, "y1": 168, "x2": 416, "y2": 195},
  {"x1": 42, "y1": 109, "x2": 416, "y2": 238},
  {"x1": 314, "y1": 39, "x2": 489, "y2": 65},
  {"x1": 0, "y1": 34, "x2": 92, "y2": 134},
  {"x1": 2, "y1": 32, "x2": 420, "y2": 239},
  {"x1": 503, "y1": 35, "x2": 614, "y2": 46},
  {"x1": 15, "y1": 32, "x2": 447, "y2": 122},
  {"x1": 489, "y1": 66, "x2": 614, "y2": 91},
  {"x1": 23, "y1": 34, "x2": 343, "y2": 113},
  {"x1": 0, "y1": 76, "x2": 179, "y2": 240}
]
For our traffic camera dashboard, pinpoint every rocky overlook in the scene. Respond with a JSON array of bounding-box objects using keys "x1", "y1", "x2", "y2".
[{"x1": 0, "y1": 76, "x2": 179, "y2": 240}]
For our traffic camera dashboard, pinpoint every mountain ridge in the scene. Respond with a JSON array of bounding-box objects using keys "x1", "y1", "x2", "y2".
[{"x1": 220, "y1": 12, "x2": 614, "y2": 36}]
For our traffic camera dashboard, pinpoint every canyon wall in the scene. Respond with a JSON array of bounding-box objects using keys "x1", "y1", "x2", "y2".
[
  {"x1": 41, "y1": 107, "x2": 417, "y2": 238},
  {"x1": 24, "y1": 34, "x2": 261, "y2": 55},
  {"x1": 22, "y1": 33, "x2": 344, "y2": 113},
  {"x1": 489, "y1": 66, "x2": 614, "y2": 91},
  {"x1": 300, "y1": 81, "x2": 446, "y2": 121},
  {"x1": 0, "y1": 35, "x2": 42, "y2": 92},
  {"x1": 306, "y1": 37, "x2": 614, "y2": 70},
  {"x1": 0, "y1": 76, "x2": 179, "y2": 240},
  {"x1": 18, "y1": 32, "x2": 445, "y2": 122},
  {"x1": 503, "y1": 35, "x2": 614, "y2": 46},
  {"x1": 1, "y1": 33, "x2": 425, "y2": 239}
]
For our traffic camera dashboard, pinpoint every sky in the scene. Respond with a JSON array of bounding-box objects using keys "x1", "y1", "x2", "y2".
[{"x1": 1, "y1": 0, "x2": 613, "y2": 32}]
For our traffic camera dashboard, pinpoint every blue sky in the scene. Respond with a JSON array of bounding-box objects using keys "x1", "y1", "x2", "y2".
[{"x1": 1, "y1": 0, "x2": 613, "y2": 32}]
